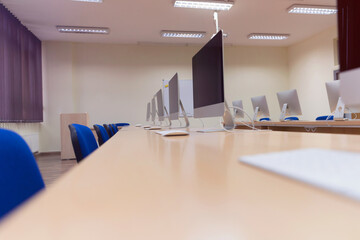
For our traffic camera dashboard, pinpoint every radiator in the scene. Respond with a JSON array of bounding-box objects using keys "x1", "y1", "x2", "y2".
[{"x1": 21, "y1": 133, "x2": 40, "y2": 153}]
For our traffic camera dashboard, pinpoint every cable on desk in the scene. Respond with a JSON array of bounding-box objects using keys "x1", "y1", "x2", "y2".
[{"x1": 220, "y1": 106, "x2": 260, "y2": 133}]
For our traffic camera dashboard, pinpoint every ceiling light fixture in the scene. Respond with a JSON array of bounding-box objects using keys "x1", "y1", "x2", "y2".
[
  {"x1": 56, "y1": 26, "x2": 110, "y2": 34},
  {"x1": 174, "y1": 0, "x2": 234, "y2": 11},
  {"x1": 72, "y1": 0, "x2": 103, "y2": 2},
  {"x1": 161, "y1": 30, "x2": 206, "y2": 38},
  {"x1": 248, "y1": 33, "x2": 290, "y2": 40},
  {"x1": 287, "y1": 4, "x2": 337, "y2": 15}
]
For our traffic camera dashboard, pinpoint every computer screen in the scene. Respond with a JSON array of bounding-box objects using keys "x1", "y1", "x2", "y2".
[
  {"x1": 326, "y1": 81, "x2": 341, "y2": 113},
  {"x1": 192, "y1": 30, "x2": 224, "y2": 118},
  {"x1": 251, "y1": 95, "x2": 270, "y2": 118},
  {"x1": 156, "y1": 89, "x2": 164, "y2": 121},
  {"x1": 340, "y1": 67, "x2": 360, "y2": 111},
  {"x1": 232, "y1": 100, "x2": 244, "y2": 118},
  {"x1": 169, "y1": 73, "x2": 179, "y2": 121},
  {"x1": 151, "y1": 97, "x2": 156, "y2": 122},
  {"x1": 277, "y1": 89, "x2": 302, "y2": 117},
  {"x1": 146, "y1": 102, "x2": 150, "y2": 122}
]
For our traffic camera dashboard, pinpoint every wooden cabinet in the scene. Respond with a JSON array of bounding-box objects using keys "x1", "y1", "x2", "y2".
[{"x1": 60, "y1": 113, "x2": 89, "y2": 160}]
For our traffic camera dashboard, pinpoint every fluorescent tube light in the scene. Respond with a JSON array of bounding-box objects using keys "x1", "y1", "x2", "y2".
[
  {"x1": 248, "y1": 33, "x2": 290, "y2": 40},
  {"x1": 161, "y1": 30, "x2": 206, "y2": 38},
  {"x1": 72, "y1": 0, "x2": 103, "y2": 2},
  {"x1": 174, "y1": 0, "x2": 234, "y2": 11},
  {"x1": 288, "y1": 4, "x2": 337, "y2": 15},
  {"x1": 56, "y1": 26, "x2": 110, "y2": 34}
]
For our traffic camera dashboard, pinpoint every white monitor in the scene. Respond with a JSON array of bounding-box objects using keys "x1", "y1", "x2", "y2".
[
  {"x1": 232, "y1": 100, "x2": 244, "y2": 118},
  {"x1": 163, "y1": 79, "x2": 194, "y2": 118},
  {"x1": 151, "y1": 97, "x2": 156, "y2": 122},
  {"x1": 146, "y1": 102, "x2": 150, "y2": 122},
  {"x1": 340, "y1": 67, "x2": 360, "y2": 111},
  {"x1": 277, "y1": 89, "x2": 302, "y2": 121},
  {"x1": 169, "y1": 73, "x2": 179, "y2": 121},
  {"x1": 192, "y1": 30, "x2": 234, "y2": 131},
  {"x1": 156, "y1": 89, "x2": 165, "y2": 121},
  {"x1": 326, "y1": 80, "x2": 349, "y2": 120},
  {"x1": 168, "y1": 73, "x2": 190, "y2": 128},
  {"x1": 326, "y1": 81, "x2": 341, "y2": 113},
  {"x1": 251, "y1": 95, "x2": 270, "y2": 121}
]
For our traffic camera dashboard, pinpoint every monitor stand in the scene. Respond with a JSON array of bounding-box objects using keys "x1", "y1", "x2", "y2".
[
  {"x1": 163, "y1": 106, "x2": 172, "y2": 127},
  {"x1": 154, "y1": 110, "x2": 165, "y2": 127},
  {"x1": 180, "y1": 100, "x2": 190, "y2": 128},
  {"x1": 334, "y1": 97, "x2": 347, "y2": 121},
  {"x1": 197, "y1": 101, "x2": 235, "y2": 133},
  {"x1": 171, "y1": 100, "x2": 190, "y2": 129},
  {"x1": 253, "y1": 107, "x2": 259, "y2": 122},
  {"x1": 279, "y1": 103, "x2": 288, "y2": 122}
]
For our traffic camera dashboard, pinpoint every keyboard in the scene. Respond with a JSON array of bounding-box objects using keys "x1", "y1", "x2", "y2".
[
  {"x1": 197, "y1": 128, "x2": 225, "y2": 133},
  {"x1": 148, "y1": 126, "x2": 162, "y2": 130},
  {"x1": 239, "y1": 148, "x2": 360, "y2": 201},
  {"x1": 155, "y1": 130, "x2": 189, "y2": 136}
]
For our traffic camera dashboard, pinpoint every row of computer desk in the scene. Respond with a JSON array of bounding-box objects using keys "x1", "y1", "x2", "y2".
[
  {"x1": 1, "y1": 124, "x2": 360, "y2": 239},
  {"x1": 236, "y1": 120, "x2": 360, "y2": 135}
]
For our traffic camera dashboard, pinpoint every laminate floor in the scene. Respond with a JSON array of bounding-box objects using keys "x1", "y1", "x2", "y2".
[{"x1": 35, "y1": 153, "x2": 77, "y2": 186}]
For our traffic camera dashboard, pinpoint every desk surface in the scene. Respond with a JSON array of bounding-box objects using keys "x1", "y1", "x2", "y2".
[{"x1": 1, "y1": 128, "x2": 360, "y2": 239}]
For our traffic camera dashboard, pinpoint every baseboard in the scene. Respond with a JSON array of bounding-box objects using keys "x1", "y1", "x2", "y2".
[{"x1": 34, "y1": 151, "x2": 61, "y2": 157}]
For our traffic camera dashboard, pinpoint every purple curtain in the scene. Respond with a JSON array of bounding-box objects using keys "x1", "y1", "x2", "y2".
[
  {"x1": 0, "y1": 4, "x2": 43, "y2": 122},
  {"x1": 338, "y1": 0, "x2": 360, "y2": 72}
]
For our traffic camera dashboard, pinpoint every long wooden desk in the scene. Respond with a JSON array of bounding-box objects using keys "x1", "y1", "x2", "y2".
[
  {"x1": 1, "y1": 128, "x2": 360, "y2": 239},
  {"x1": 236, "y1": 120, "x2": 360, "y2": 135}
]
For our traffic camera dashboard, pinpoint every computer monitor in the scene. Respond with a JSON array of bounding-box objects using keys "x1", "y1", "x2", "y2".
[
  {"x1": 326, "y1": 80, "x2": 349, "y2": 120},
  {"x1": 169, "y1": 73, "x2": 180, "y2": 121},
  {"x1": 340, "y1": 67, "x2": 360, "y2": 111},
  {"x1": 277, "y1": 89, "x2": 302, "y2": 121},
  {"x1": 192, "y1": 30, "x2": 234, "y2": 131},
  {"x1": 232, "y1": 100, "x2": 244, "y2": 119},
  {"x1": 251, "y1": 95, "x2": 270, "y2": 121},
  {"x1": 151, "y1": 97, "x2": 156, "y2": 123},
  {"x1": 192, "y1": 30, "x2": 225, "y2": 118},
  {"x1": 156, "y1": 89, "x2": 165, "y2": 121},
  {"x1": 146, "y1": 102, "x2": 150, "y2": 122},
  {"x1": 169, "y1": 73, "x2": 190, "y2": 128},
  {"x1": 326, "y1": 81, "x2": 341, "y2": 113}
]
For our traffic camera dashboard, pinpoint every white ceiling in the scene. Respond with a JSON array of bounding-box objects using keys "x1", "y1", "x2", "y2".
[{"x1": 1, "y1": 0, "x2": 337, "y2": 46}]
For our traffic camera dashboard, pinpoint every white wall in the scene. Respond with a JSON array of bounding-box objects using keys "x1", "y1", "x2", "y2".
[
  {"x1": 40, "y1": 42, "x2": 75, "y2": 152},
  {"x1": 38, "y1": 42, "x2": 289, "y2": 152},
  {"x1": 288, "y1": 26, "x2": 338, "y2": 120},
  {"x1": 225, "y1": 46, "x2": 288, "y2": 119},
  {"x1": 3, "y1": 25, "x2": 339, "y2": 153}
]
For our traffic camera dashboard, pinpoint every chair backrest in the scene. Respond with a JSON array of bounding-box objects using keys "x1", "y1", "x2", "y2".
[
  {"x1": 103, "y1": 124, "x2": 114, "y2": 137},
  {"x1": 69, "y1": 124, "x2": 98, "y2": 163},
  {"x1": 115, "y1": 123, "x2": 130, "y2": 127},
  {"x1": 111, "y1": 124, "x2": 119, "y2": 134},
  {"x1": 285, "y1": 117, "x2": 299, "y2": 121},
  {"x1": 316, "y1": 115, "x2": 334, "y2": 121},
  {"x1": 259, "y1": 118, "x2": 271, "y2": 122},
  {"x1": 0, "y1": 129, "x2": 45, "y2": 220},
  {"x1": 93, "y1": 124, "x2": 110, "y2": 146}
]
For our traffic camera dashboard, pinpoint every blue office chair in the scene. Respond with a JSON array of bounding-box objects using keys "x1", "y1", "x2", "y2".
[
  {"x1": 103, "y1": 124, "x2": 114, "y2": 137},
  {"x1": 259, "y1": 118, "x2": 271, "y2": 121},
  {"x1": 111, "y1": 124, "x2": 119, "y2": 134},
  {"x1": 285, "y1": 117, "x2": 299, "y2": 121},
  {"x1": 316, "y1": 115, "x2": 334, "y2": 121},
  {"x1": 0, "y1": 129, "x2": 45, "y2": 220},
  {"x1": 93, "y1": 124, "x2": 110, "y2": 146},
  {"x1": 69, "y1": 124, "x2": 98, "y2": 163},
  {"x1": 115, "y1": 123, "x2": 130, "y2": 127}
]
